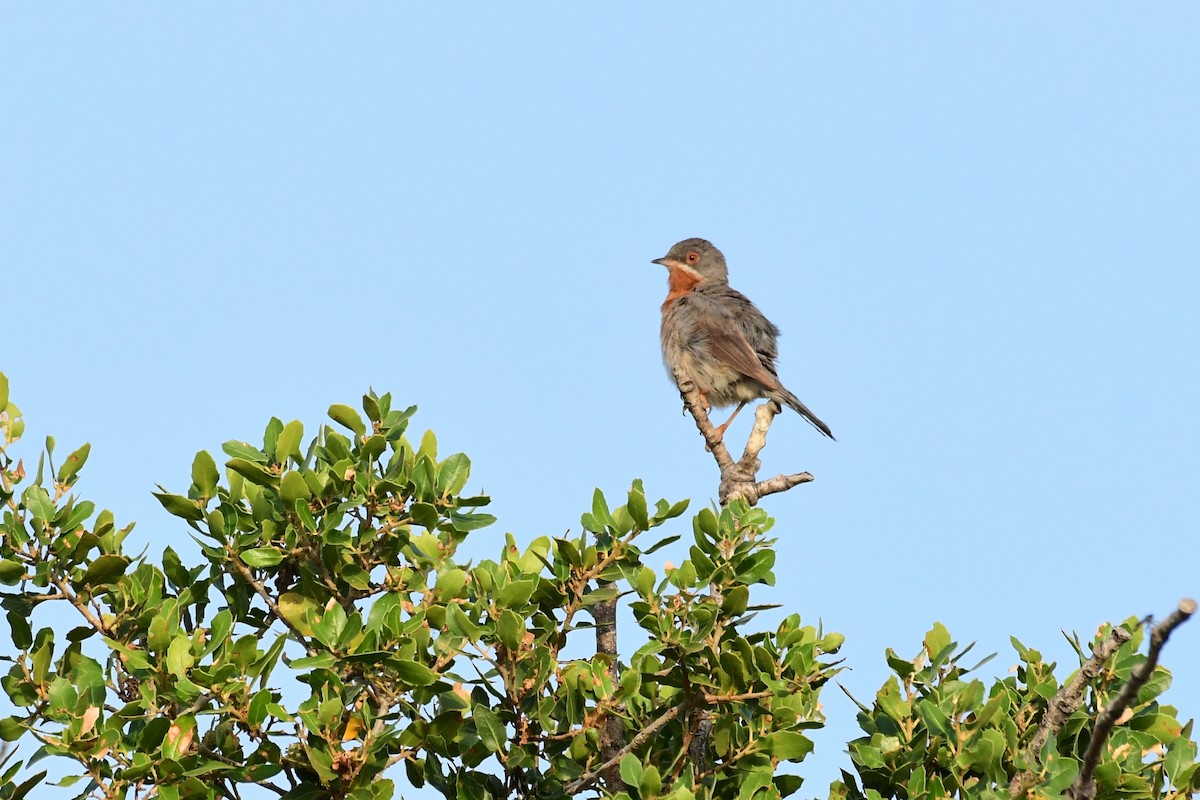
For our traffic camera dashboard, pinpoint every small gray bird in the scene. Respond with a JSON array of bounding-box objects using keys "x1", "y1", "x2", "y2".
[{"x1": 653, "y1": 238, "x2": 834, "y2": 441}]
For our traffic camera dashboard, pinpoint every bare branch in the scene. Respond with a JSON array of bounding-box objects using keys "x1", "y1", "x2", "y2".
[
  {"x1": 1069, "y1": 598, "x2": 1196, "y2": 800},
  {"x1": 673, "y1": 368, "x2": 814, "y2": 507}
]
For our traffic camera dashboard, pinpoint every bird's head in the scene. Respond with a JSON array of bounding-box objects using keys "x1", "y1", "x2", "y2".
[{"x1": 651, "y1": 238, "x2": 728, "y2": 284}]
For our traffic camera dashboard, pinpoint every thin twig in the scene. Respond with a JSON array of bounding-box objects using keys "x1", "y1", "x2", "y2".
[
  {"x1": 1068, "y1": 598, "x2": 1196, "y2": 800},
  {"x1": 1009, "y1": 625, "x2": 1132, "y2": 797},
  {"x1": 228, "y1": 555, "x2": 319, "y2": 657},
  {"x1": 51, "y1": 577, "x2": 109, "y2": 635},
  {"x1": 563, "y1": 702, "x2": 687, "y2": 795}
]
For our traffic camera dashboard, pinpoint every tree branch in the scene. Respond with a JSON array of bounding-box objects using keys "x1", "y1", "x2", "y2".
[
  {"x1": 1009, "y1": 625, "x2": 1132, "y2": 797},
  {"x1": 593, "y1": 582, "x2": 624, "y2": 791},
  {"x1": 228, "y1": 555, "x2": 319, "y2": 657},
  {"x1": 1068, "y1": 598, "x2": 1196, "y2": 800},
  {"x1": 673, "y1": 367, "x2": 814, "y2": 507},
  {"x1": 563, "y1": 702, "x2": 686, "y2": 795}
]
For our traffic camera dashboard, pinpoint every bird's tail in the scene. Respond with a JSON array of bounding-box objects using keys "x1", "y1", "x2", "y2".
[{"x1": 774, "y1": 389, "x2": 836, "y2": 440}]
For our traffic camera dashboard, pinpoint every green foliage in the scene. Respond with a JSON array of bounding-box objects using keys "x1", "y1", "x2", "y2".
[
  {"x1": 832, "y1": 623, "x2": 1199, "y2": 800},
  {"x1": 0, "y1": 375, "x2": 1194, "y2": 800},
  {"x1": 0, "y1": 381, "x2": 842, "y2": 800}
]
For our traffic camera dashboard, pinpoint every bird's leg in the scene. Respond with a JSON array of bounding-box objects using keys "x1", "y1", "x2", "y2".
[
  {"x1": 712, "y1": 401, "x2": 748, "y2": 441},
  {"x1": 684, "y1": 390, "x2": 712, "y2": 417}
]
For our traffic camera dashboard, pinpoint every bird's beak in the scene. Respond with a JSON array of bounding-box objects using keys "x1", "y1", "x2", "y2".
[{"x1": 651, "y1": 257, "x2": 678, "y2": 268}]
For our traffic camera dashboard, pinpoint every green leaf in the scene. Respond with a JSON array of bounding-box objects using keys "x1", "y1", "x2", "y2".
[
  {"x1": 154, "y1": 491, "x2": 204, "y2": 521},
  {"x1": 619, "y1": 753, "x2": 643, "y2": 787},
  {"x1": 289, "y1": 653, "x2": 337, "y2": 670},
  {"x1": 202, "y1": 610, "x2": 233, "y2": 658},
  {"x1": 410, "y1": 502, "x2": 439, "y2": 530},
  {"x1": 435, "y1": 568, "x2": 468, "y2": 600},
  {"x1": 9, "y1": 770, "x2": 47, "y2": 800},
  {"x1": 496, "y1": 580, "x2": 536, "y2": 609},
  {"x1": 736, "y1": 550, "x2": 776, "y2": 584},
  {"x1": 191, "y1": 451, "x2": 219, "y2": 499},
  {"x1": 21, "y1": 486, "x2": 55, "y2": 521},
  {"x1": 279, "y1": 471, "x2": 310, "y2": 504},
  {"x1": 167, "y1": 633, "x2": 196, "y2": 677},
  {"x1": 774, "y1": 775, "x2": 804, "y2": 798},
  {"x1": 221, "y1": 440, "x2": 267, "y2": 462},
  {"x1": 497, "y1": 610, "x2": 523, "y2": 651},
  {"x1": 226, "y1": 458, "x2": 278, "y2": 488},
  {"x1": 55, "y1": 443, "x2": 90, "y2": 485},
  {"x1": 278, "y1": 593, "x2": 317, "y2": 637},
  {"x1": 275, "y1": 420, "x2": 304, "y2": 465},
  {"x1": 627, "y1": 484, "x2": 649, "y2": 530},
  {"x1": 473, "y1": 705, "x2": 506, "y2": 753},
  {"x1": 8, "y1": 610, "x2": 32, "y2": 649},
  {"x1": 0, "y1": 559, "x2": 25, "y2": 585},
  {"x1": 162, "y1": 546, "x2": 190, "y2": 588},
  {"x1": 241, "y1": 547, "x2": 283, "y2": 568},
  {"x1": 76, "y1": 554, "x2": 130, "y2": 589},
  {"x1": 418, "y1": 429, "x2": 437, "y2": 460},
  {"x1": 0, "y1": 372, "x2": 8, "y2": 412},
  {"x1": 248, "y1": 690, "x2": 272, "y2": 728},
  {"x1": 0, "y1": 716, "x2": 24, "y2": 742},
  {"x1": 450, "y1": 511, "x2": 496, "y2": 532},
  {"x1": 311, "y1": 603, "x2": 348, "y2": 648},
  {"x1": 640, "y1": 764, "x2": 662, "y2": 798},
  {"x1": 394, "y1": 659, "x2": 438, "y2": 687},
  {"x1": 590, "y1": 488, "x2": 616, "y2": 532},
  {"x1": 162, "y1": 714, "x2": 196, "y2": 762},
  {"x1": 447, "y1": 605, "x2": 482, "y2": 639},
  {"x1": 438, "y1": 453, "x2": 471, "y2": 495},
  {"x1": 328, "y1": 404, "x2": 366, "y2": 437},
  {"x1": 924, "y1": 622, "x2": 952, "y2": 660}
]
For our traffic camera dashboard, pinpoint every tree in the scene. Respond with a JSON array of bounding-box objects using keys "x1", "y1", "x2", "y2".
[{"x1": 0, "y1": 372, "x2": 1193, "y2": 800}]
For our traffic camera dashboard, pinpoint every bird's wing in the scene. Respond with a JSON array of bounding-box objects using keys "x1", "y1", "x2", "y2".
[{"x1": 694, "y1": 310, "x2": 783, "y2": 391}]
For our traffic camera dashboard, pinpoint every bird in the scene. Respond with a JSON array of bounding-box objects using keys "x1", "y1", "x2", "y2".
[{"x1": 653, "y1": 238, "x2": 835, "y2": 441}]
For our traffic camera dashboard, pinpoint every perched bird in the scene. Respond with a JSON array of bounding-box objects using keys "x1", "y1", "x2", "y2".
[{"x1": 653, "y1": 238, "x2": 834, "y2": 441}]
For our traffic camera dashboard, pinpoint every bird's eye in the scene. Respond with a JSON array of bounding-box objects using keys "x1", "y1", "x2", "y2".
[{"x1": 686, "y1": 252, "x2": 699, "y2": 264}]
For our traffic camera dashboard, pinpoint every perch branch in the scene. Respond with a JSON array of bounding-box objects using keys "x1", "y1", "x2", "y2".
[
  {"x1": 673, "y1": 368, "x2": 813, "y2": 507},
  {"x1": 1068, "y1": 598, "x2": 1196, "y2": 800}
]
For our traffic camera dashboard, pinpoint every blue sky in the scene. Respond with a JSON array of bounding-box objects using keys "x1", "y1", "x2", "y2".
[{"x1": 3, "y1": 5, "x2": 1198, "y2": 796}]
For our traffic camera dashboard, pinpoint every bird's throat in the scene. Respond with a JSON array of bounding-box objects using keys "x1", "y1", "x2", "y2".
[{"x1": 662, "y1": 267, "x2": 703, "y2": 310}]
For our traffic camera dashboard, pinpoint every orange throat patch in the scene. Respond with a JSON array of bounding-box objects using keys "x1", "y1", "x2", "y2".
[{"x1": 661, "y1": 267, "x2": 703, "y2": 310}]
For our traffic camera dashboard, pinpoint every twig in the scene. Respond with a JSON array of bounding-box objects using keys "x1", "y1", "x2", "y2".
[
  {"x1": 228, "y1": 555, "x2": 319, "y2": 657},
  {"x1": 563, "y1": 702, "x2": 687, "y2": 795},
  {"x1": 51, "y1": 577, "x2": 109, "y2": 636},
  {"x1": 1009, "y1": 625, "x2": 1132, "y2": 797},
  {"x1": 1068, "y1": 598, "x2": 1196, "y2": 800},
  {"x1": 673, "y1": 368, "x2": 813, "y2": 507}
]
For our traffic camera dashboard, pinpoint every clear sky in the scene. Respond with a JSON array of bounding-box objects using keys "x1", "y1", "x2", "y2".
[{"x1": 3, "y1": 5, "x2": 1198, "y2": 797}]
